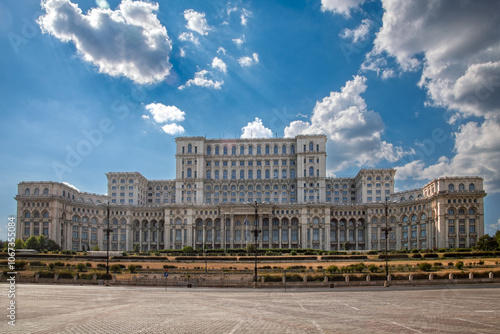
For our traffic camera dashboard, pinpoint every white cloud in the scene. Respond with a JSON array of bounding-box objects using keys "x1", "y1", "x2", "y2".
[
  {"x1": 321, "y1": 0, "x2": 365, "y2": 17},
  {"x1": 232, "y1": 35, "x2": 245, "y2": 46},
  {"x1": 95, "y1": 0, "x2": 109, "y2": 9},
  {"x1": 141, "y1": 115, "x2": 149, "y2": 119},
  {"x1": 161, "y1": 123, "x2": 185, "y2": 135},
  {"x1": 340, "y1": 19, "x2": 372, "y2": 43},
  {"x1": 217, "y1": 47, "x2": 226, "y2": 55},
  {"x1": 183, "y1": 9, "x2": 211, "y2": 35},
  {"x1": 179, "y1": 31, "x2": 199, "y2": 45},
  {"x1": 238, "y1": 53, "x2": 259, "y2": 67},
  {"x1": 63, "y1": 182, "x2": 80, "y2": 192},
  {"x1": 240, "y1": 9, "x2": 251, "y2": 26},
  {"x1": 211, "y1": 57, "x2": 227, "y2": 73},
  {"x1": 488, "y1": 218, "x2": 500, "y2": 232},
  {"x1": 145, "y1": 103, "x2": 185, "y2": 123},
  {"x1": 365, "y1": 0, "x2": 500, "y2": 192},
  {"x1": 241, "y1": 118, "x2": 273, "y2": 139},
  {"x1": 179, "y1": 70, "x2": 223, "y2": 90},
  {"x1": 179, "y1": 47, "x2": 186, "y2": 57},
  {"x1": 396, "y1": 119, "x2": 500, "y2": 193},
  {"x1": 284, "y1": 76, "x2": 408, "y2": 172},
  {"x1": 38, "y1": 0, "x2": 172, "y2": 85}
]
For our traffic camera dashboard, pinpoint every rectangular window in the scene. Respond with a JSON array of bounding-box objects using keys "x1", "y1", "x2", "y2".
[
  {"x1": 272, "y1": 230, "x2": 279, "y2": 242},
  {"x1": 263, "y1": 230, "x2": 269, "y2": 241}
]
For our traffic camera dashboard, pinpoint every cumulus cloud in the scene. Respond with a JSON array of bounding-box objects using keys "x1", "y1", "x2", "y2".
[
  {"x1": 183, "y1": 9, "x2": 211, "y2": 35},
  {"x1": 217, "y1": 47, "x2": 226, "y2": 55},
  {"x1": 396, "y1": 120, "x2": 500, "y2": 192},
  {"x1": 63, "y1": 182, "x2": 80, "y2": 192},
  {"x1": 340, "y1": 19, "x2": 372, "y2": 43},
  {"x1": 179, "y1": 70, "x2": 223, "y2": 90},
  {"x1": 240, "y1": 9, "x2": 251, "y2": 26},
  {"x1": 179, "y1": 31, "x2": 199, "y2": 45},
  {"x1": 38, "y1": 0, "x2": 173, "y2": 85},
  {"x1": 211, "y1": 57, "x2": 227, "y2": 73},
  {"x1": 232, "y1": 35, "x2": 245, "y2": 46},
  {"x1": 143, "y1": 103, "x2": 185, "y2": 135},
  {"x1": 365, "y1": 0, "x2": 500, "y2": 192},
  {"x1": 145, "y1": 103, "x2": 185, "y2": 123},
  {"x1": 161, "y1": 123, "x2": 185, "y2": 135},
  {"x1": 284, "y1": 76, "x2": 408, "y2": 172},
  {"x1": 241, "y1": 118, "x2": 273, "y2": 139},
  {"x1": 321, "y1": 0, "x2": 365, "y2": 17},
  {"x1": 238, "y1": 53, "x2": 259, "y2": 67}
]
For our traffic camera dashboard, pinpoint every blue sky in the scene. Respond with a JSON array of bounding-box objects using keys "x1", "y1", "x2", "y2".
[{"x1": 1, "y1": 0, "x2": 499, "y2": 240}]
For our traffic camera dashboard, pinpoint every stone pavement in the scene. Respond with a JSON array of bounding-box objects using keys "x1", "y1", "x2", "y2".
[{"x1": 1, "y1": 284, "x2": 500, "y2": 333}]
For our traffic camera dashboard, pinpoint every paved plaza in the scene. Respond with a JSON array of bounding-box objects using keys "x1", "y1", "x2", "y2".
[{"x1": 1, "y1": 284, "x2": 500, "y2": 333}]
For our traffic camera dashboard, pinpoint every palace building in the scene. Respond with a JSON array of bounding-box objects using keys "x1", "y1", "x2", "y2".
[{"x1": 15, "y1": 135, "x2": 486, "y2": 252}]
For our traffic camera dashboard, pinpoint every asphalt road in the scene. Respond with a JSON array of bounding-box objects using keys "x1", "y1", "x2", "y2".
[{"x1": 1, "y1": 284, "x2": 499, "y2": 333}]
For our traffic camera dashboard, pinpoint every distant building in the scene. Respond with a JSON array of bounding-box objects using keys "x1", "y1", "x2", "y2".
[{"x1": 15, "y1": 135, "x2": 486, "y2": 252}]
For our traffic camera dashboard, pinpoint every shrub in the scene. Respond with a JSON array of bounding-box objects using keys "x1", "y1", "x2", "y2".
[
  {"x1": 368, "y1": 264, "x2": 379, "y2": 273},
  {"x1": 326, "y1": 265, "x2": 338, "y2": 273},
  {"x1": 58, "y1": 271, "x2": 74, "y2": 279},
  {"x1": 418, "y1": 263, "x2": 432, "y2": 272},
  {"x1": 306, "y1": 274, "x2": 324, "y2": 282},
  {"x1": 86, "y1": 262, "x2": 92, "y2": 267},
  {"x1": 76, "y1": 263, "x2": 86, "y2": 272},
  {"x1": 290, "y1": 251, "x2": 297, "y2": 256},
  {"x1": 110, "y1": 264, "x2": 121, "y2": 273},
  {"x1": 29, "y1": 261, "x2": 45, "y2": 267},
  {"x1": 285, "y1": 273, "x2": 303, "y2": 282},
  {"x1": 48, "y1": 263, "x2": 55, "y2": 271},
  {"x1": 36, "y1": 271, "x2": 55, "y2": 278},
  {"x1": 128, "y1": 265, "x2": 137, "y2": 273},
  {"x1": 411, "y1": 253, "x2": 422, "y2": 259},
  {"x1": 456, "y1": 261, "x2": 464, "y2": 270},
  {"x1": 97, "y1": 264, "x2": 106, "y2": 268},
  {"x1": 423, "y1": 253, "x2": 439, "y2": 258},
  {"x1": 15, "y1": 261, "x2": 28, "y2": 270},
  {"x1": 263, "y1": 275, "x2": 282, "y2": 282}
]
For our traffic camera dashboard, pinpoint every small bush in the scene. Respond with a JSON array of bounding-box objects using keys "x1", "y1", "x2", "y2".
[
  {"x1": 418, "y1": 263, "x2": 432, "y2": 272},
  {"x1": 54, "y1": 261, "x2": 65, "y2": 267},
  {"x1": 368, "y1": 264, "x2": 379, "y2": 273},
  {"x1": 29, "y1": 261, "x2": 45, "y2": 267},
  {"x1": 128, "y1": 265, "x2": 137, "y2": 273},
  {"x1": 86, "y1": 262, "x2": 92, "y2": 267},
  {"x1": 110, "y1": 264, "x2": 121, "y2": 273},
  {"x1": 411, "y1": 254, "x2": 422, "y2": 259},
  {"x1": 76, "y1": 263, "x2": 86, "y2": 272},
  {"x1": 58, "y1": 271, "x2": 74, "y2": 279},
  {"x1": 456, "y1": 261, "x2": 464, "y2": 270}
]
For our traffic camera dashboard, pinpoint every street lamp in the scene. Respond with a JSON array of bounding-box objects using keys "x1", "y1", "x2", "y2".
[
  {"x1": 249, "y1": 201, "x2": 262, "y2": 283},
  {"x1": 101, "y1": 201, "x2": 113, "y2": 283},
  {"x1": 381, "y1": 199, "x2": 393, "y2": 286}
]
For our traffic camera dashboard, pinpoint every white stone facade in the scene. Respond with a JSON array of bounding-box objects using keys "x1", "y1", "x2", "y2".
[{"x1": 15, "y1": 135, "x2": 486, "y2": 252}]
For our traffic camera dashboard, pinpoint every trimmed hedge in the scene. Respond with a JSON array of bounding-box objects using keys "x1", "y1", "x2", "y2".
[
  {"x1": 378, "y1": 254, "x2": 409, "y2": 259},
  {"x1": 321, "y1": 255, "x2": 367, "y2": 260},
  {"x1": 423, "y1": 253, "x2": 439, "y2": 258}
]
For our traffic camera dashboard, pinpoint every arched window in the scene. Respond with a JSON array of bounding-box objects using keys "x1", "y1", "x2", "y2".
[
  {"x1": 448, "y1": 209, "x2": 455, "y2": 215},
  {"x1": 248, "y1": 170, "x2": 253, "y2": 179},
  {"x1": 271, "y1": 169, "x2": 277, "y2": 178},
  {"x1": 240, "y1": 145, "x2": 244, "y2": 155},
  {"x1": 309, "y1": 142, "x2": 313, "y2": 151},
  {"x1": 231, "y1": 170, "x2": 236, "y2": 179},
  {"x1": 367, "y1": 176, "x2": 372, "y2": 181},
  {"x1": 282, "y1": 145, "x2": 287, "y2": 154},
  {"x1": 309, "y1": 167, "x2": 314, "y2": 176},
  {"x1": 290, "y1": 169, "x2": 295, "y2": 178},
  {"x1": 25, "y1": 212, "x2": 31, "y2": 218},
  {"x1": 223, "y1": 170, "x2": 228, "y2": 179},
  {"x1": 240, "y1": 170, "x2": 244, "y2": 179},
  {"x1": 274, "y1": 145, "x2": 278, "y2": 154},
  {"x1": 34, "y1": 188, "x2": 40, "y2": 195},
  {"x1": 402, "y1": 216, "x2": 408, "y2": 222},
  {"x1": 73, "y1": 216, "x2": 79, "y2": 222},
  {"x1": 411, "y1": 215, "x2": 417, "y2": 221},
  {"x1": 187, "y1": 168, "x2": 192, "y2": 178},
  {"x1": 257, "y1": 145, "x2": 261, "y2": 155},
  {"x1": 129, "y1": 179, "x2": 134, "y2": 183},
  {"x1": 207, "y1": 146, "x2": 212, "y2": 155},
  {"x1": 248, "y1": 145, "x2": 253, "y2": 155},
  {"x1": 469, "y1": 208, "x2": 475, "y2": 215},
  {"x1": 112, "y1": 179, "x2": 117, "y2": 184},
  {"x1": 291, "y1": 145, "x2": 295, "y2": 154},
  {"x1": 91, "y1": 218, "x2": 97, "y2": 224},
  {"x1": 231, "y1": 146, "x2": 236, "y2": 155},
  {"x1": 43, "y1": 212, "x2": 49, "y2": 218},
  {"x1": 265, "y1": 145, "x2": 270, "y2": 154},
  {"x1": 469, "y1": 183, "x2": 475, "y2": 191},
  {"x1": 215, "y1": 146, "x2": 220, "y2": 155},
  {"x1": 206, "y1": 170, "x2": 211, "y2": 180},
  {"x1": 43, "y1": 188, "x2": 49, "y2": 195},
  {"x1": 458, "y1": 208, "x2": 465, "y2": 215},
  {"x1": 265, "y1": 169, "x2": 270, "y2": 179},
  {"x1": 282, "y1": 169, "x2": 287, "y2": 179},
  {"x1": 459, "y1": 183, "x2": 465, "y2": 191},
  {"x1": 257, "y1": 170, "x2": 261, "y2": 179},
  {"x1": 448, "y1": 184, "x2": 455, "y2": 191},
  {"x1": 223, "y1": 146, "x2": 228, "y2": 155},
  {"x1": 214, "y1": 170, "x2": 220, "y2": 180},
  {"x1": 187, "y1": 144, "x2": 192, "y2": 153},
  {"x1": 420, "y1": 214, "x2": 426, "y2": 220},
  {"x1": 25, "y1": 188, "x2": 30, "y2": 195}
]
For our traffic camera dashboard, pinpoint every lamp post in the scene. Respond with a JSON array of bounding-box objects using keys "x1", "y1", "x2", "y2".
[
  {"x1": 381, "y1": 199, "x2": 392, "y2": 286},
  {"x1": 249, "y1": 201, "x2": 262, "y2": 283},
  {"x1": 102, "y1": 201, "x2": 113, "y2": 283}
]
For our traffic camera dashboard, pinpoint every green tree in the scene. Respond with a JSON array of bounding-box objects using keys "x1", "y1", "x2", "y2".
[
  {"x1": 495, "y1": 230, "x2": 500, "y2": 245},
  {"x1": 368, "y1": 264, "x2": 379, "y2": 273},
  {"x1": 25, "y1": 236, "x2": 39, "y2": 250},
  {"x1": 37, "y1": 235, "x2": 47, "y2": 250},
  {"x1": 326, "y1": 265, "x2": 338, "y2": 273},
  {"x1": 110, "y1": 264, "x2": 121, "y2": 273},
  {"x1": 456, "y1": 261, "x2": 464, "y2": 270},
  {"x1": 46, "y1": 239, "x2": 60, "y2": 251},
  {"x1": 15, "y1": 239, "x2": 25, "y2": 249},
  {"x1": 128, "y1": 265, "x2": 137, "y2": 273},
  {"x1": 92, "y1": 245, "x2": 100, "y2": 251},
  {"x1": 246, "y1": 243, "x2": 256, "y2": 253},
  {"x1": 476, "y1": 234, "x2": 499, "y2": 251},
  {"x1": 133, "y1": 243, "x2": 140, "y2": 254},
  {"x1": 182, "y1": 246, "x2": 195, "y2": 254}
]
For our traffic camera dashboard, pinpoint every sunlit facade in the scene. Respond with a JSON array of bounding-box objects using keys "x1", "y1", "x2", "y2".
[{"x1": 16, "y1": 135, "x2": 486, "y2": 252}]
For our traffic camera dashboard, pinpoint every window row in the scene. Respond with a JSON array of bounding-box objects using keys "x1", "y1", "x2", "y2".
[{"x1": 206, "y1": 144, "x2": 296, "y2": 156}]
